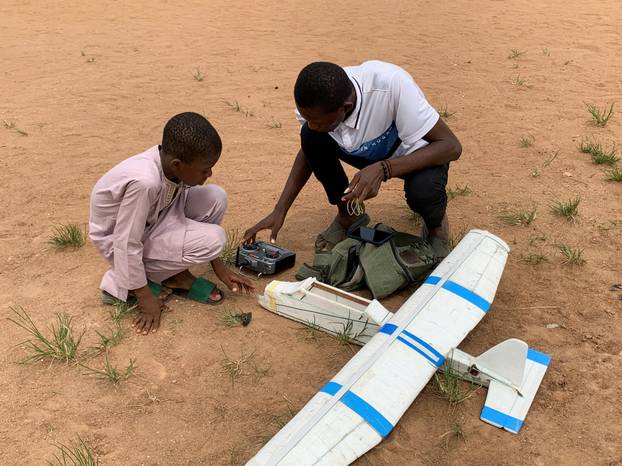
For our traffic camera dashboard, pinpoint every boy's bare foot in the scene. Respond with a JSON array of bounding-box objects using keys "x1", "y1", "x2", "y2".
[{"x1": 162, "y1": 269, "x2": 223, "y2": 302}]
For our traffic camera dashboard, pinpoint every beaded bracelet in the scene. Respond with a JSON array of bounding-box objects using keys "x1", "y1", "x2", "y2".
[{"x1": 380, "y1": 160, "x2": 392, "y2": 182}]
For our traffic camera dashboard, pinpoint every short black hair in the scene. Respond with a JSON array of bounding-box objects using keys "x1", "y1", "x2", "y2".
[
  {"x1": 294, "y1": 62, "x2": 352, "y2": 112},
  {"x1": 161, "y1": 112, "x2": 222, "y2": 162}
]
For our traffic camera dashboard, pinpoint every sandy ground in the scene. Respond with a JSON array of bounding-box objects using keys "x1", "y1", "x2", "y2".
[{"x1": 1, "y1": 0, "x2": 621, "y2": 464}]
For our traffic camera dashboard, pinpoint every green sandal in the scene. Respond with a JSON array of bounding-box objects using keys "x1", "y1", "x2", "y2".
[
  {"x1": 170, "y1": 277, "x2": 224, "y2": 305},
  {"x1": 101, "y1": 280, "x2": 163, "y2": 306}
]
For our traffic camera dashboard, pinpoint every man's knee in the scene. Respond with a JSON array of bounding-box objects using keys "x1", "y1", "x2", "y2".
[{"x1": 404, "y1": 173, "x2": 447, "y2": 206}]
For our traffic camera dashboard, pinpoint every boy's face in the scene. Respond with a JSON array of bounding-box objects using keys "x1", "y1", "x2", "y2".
[
  {"x1": 171, "y1": 152, "x2": 220, "y2": 186},
  {"x1": 298, "y1": 103, "x2": 353, "y2": 133}
]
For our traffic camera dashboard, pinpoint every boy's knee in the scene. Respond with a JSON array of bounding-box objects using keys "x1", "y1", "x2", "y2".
[
  {"x1": 182, "y1": 223, "x2": 227, "y2": 264},
  {"x1": 212, "y1": 224, "x2": 227, "y2": 256},
  {"x1": 206, "y1": 184, "x2": 228, "y2": 215}
]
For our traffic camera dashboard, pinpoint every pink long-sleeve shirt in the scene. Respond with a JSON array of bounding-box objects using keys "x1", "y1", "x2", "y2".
[{"x1": 89, "y1": 145, "x2": 187, "y2": 300}]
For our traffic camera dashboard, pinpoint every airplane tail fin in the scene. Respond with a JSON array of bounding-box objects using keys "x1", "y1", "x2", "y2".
[{"x1": 479, "y1": 346, "x2": 551, "y2": 433}]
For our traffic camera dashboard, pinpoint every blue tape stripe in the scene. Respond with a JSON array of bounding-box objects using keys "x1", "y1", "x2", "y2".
[
  {"x1": 379, "y1": 323, "x2": 398, "y2": 335},
  {"x1": 341, "y1": 390, "x2": 393, "y2": 438},
  {"x1": 424, "y1": 275, "x2": 491, "y2": 313},
  {"x1": 527, "y1": 348, "x2": 552, "y2": 366},
  {"x1": 424, "y1": 275, "x2": 441, "y2": 285},
  {"x1": 320, "y1": 381, "x2": 341, "y2": 396},
  {"x1": 481, "y1": 405, "x2": 523, "y2": 433},
  {"x1": 380, "y1": 322, "x2": 445, "y2": 366},
  {"x1": 442, "y1": 281, "x2": 491, "y2": 313},
  {"x1": 396, "y1": 336, "x2": 445, "y2": 367},
  {"x1": 400, "y1": 330, "x2": 445, "y2": 366},
  {"x1": 319, "y1": 381, "x2": 394, "y2": 438}
]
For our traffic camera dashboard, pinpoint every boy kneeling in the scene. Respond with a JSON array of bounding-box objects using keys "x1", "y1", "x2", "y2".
[{"x1": 89, "y1": 112, "x2": 253, "y2": 335}]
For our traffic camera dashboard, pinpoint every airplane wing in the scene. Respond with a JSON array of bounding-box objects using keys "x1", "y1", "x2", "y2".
[{"x1": 247, "y1": 229, "x2": 509, "y2": 465}]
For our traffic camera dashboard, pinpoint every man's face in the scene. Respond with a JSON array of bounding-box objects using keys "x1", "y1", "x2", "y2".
[
  {"x1": 172, "y1": 153, "x2": 219, "y2": 186},
  {"x1": 298, "y1": 105, "x2": 349, "y2": 133}
]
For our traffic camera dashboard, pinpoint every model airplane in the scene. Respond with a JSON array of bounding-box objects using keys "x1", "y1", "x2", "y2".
[{"x1": 247, "y1": 229, "x2": 551, "y2": 466}]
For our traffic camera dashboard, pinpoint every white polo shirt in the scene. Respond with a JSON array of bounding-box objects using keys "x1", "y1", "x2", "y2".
[{"x1": 296, "y1": 60, "x2": 439, "y2": 160}]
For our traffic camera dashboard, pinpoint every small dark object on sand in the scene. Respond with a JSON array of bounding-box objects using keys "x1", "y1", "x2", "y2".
[{"x1": 239, "y1": 312, "x2": 252, "y2": 326}]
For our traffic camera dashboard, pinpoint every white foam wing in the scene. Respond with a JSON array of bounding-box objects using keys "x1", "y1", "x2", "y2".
[{"x1": 248, "y1": 230, "x2": 509, "y2": 465}]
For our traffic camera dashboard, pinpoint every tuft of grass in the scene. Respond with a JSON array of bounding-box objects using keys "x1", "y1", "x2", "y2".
[
  {"x1": 80, "y1": 354, "x2": 136, "y2": 384},
  {"x1": 437, "y1": 104, "x2": 455, "y2": 119},
  {"x1": 8, "y1": 307, "x2": 84, "y2": 364},
  {"x1": 543, "y1": 149, "x2": 559, "y2": 167},
  {"x1": 528, "y1": 234, "x2": 547, "y2": 246},
  {"x1": 592, "y1": 147, "x2": 618, "y2": 165},
  {"x1": 446, "y1": 184, "x2": 471, "y2": 200},
  {"x1": 585, "y1": 102, "x2": 614, "y2": 127},
  {"x1": 501, "y1": 207, "x2": 537, "y2": 226},
  {"x1": 108, "y1": 301, "x2": 137, "y2": 324},
  {"x1": 335, "y1": 318, "x2": 369, "y2": 349},
  {"x1": 511, "y1": 74, "x2": 527, "y2": 86},
  {"x1": 578, "y1": 138, "x2": 601, "y2": 154},
  {"x1": 402, "y1": 206, "x2": 423, "y2": 227},
  {"x1": 531, "y1": 168, "x2": 541, "y2": 178},
  {"x1": 558, "y1": 243, "x2": 585, "y2": 266},
  {"x1": 297, "y1": 318, "x2": 324, "y2": 342},
  {"x1": 440, "y1": 421, "x2": 467, "y2": 446},
  {"x1": 448, "y1": 227, "x2": 466, "y2": 251},
  {"x1": 606, "y1": 168, "x2": 622, "y2": 182},
  {"x1": 267, "y1": 118, "x2": 282, "y2": 129},
  {"x1": 48, "y1": 224, "x2": 86, "y2": 250},
  {"x1": 193, "y1": 69, "x2": 205, "y2": 82},
  {"x1": 2, "y1": 119, "x2": 28, "y2": 136},
  {"x1": 221, "y1": 229, "x2": 240, "y2": 265},
  {"x1": 433, "y1": 358, "x2": 480, "y2": 405},
  {"x1": 252, "y1": 360, "x2": 271, "y2": 382},
  {"x1": 551, "y1": 197, "x2": 580, "y2": 222},
  {"x1": 225, "y1": 99, "x2": 241, "y2": 112},
  {"x1": 579, "y1": 139, "x2": 619, "y2": 165},
  {"x1": 507, "y1": 48, "x2": 524, "y2": 59},
  {"x1": 94, "y1": 324, "x2": 124, "y2": 353},
  {"x1": 219, "y1": 306, "x2": 252, "y2": 327},
  {"x1": 221, "y1": 346, "x2": 256, "y2": 386},
  {"x1": 522, "y1": 253, "x2": 547, "y2": 265},
  {"x1": 224, "y1": 99, "x2": 253, "y2": 117},
  {"x1": 47, "y1": 437, "x2": 98, "y2": 466},
  {"x1": 542, "y1": 47, "x2": 551, "y2": 56},
  {"x1": 519, "y1": 134, "x2": 535, "y2": 148}
]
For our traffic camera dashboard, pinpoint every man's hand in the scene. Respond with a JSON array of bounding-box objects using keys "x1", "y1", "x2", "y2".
[
  {"x1": 341, "y1": 163, "x2": 385, "y2": 202},
  {"x1": 132, "y1": 287, "x2": 165, "y2": 335},
  {"x1": 212, "y1": 258, "x2": 256, "y2": 293},
  {"x1": 243, "y1": 209, "x2": 286, "y2": 244}
]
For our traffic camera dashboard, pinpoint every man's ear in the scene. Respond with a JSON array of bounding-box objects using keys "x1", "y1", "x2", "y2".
[{"x1": 343, "y1": 100, "x2": 355, "y2": 113}]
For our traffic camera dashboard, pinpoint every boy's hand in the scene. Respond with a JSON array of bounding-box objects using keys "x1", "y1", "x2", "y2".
[
  {"x1": 342, "y1": 163, "x2": 384, "y2": 202},
  {"x1": 243, "y1": 209, "x2": 286, "y2": 244},
  {"x1": 212, "y1": 258, "x2": 256, "y2": 293},
  {"x1": 132, "y1": 287, "x2": 165, "y2": 335}
]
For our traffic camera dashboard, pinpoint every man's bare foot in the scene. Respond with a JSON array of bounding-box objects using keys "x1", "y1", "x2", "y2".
[
  {"x1": 315, "y1": 212, "x2": 370, "y2": 252},
  {"x1": 162, "y1": 270, "x2": 223, "y2": 302},
  {"x1": 424, "y1": 214, "x2": 450, "y2": 259}
]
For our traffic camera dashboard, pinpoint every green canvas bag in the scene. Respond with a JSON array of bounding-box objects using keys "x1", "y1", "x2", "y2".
[{"x1": 296, "y1": 224, "x2": 437, "y2": 299}]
